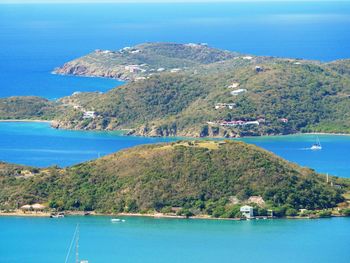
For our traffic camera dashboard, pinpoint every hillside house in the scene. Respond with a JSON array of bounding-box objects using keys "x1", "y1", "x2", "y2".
[
  {"x1": 230, "y1": 89, "x2": 247, "y2": 96},
  {"x1": 215, "y1": 103, "x2": 235, "y2": 110},
  {"x1": 279, "y1": 118, "x2": 289, "y2": 123},
  {"x1": 83, "y1": 111, "x2": 96, "y2": 119},
  {"x1": 228, "y1": 82, "x2": 240, "y2": 89},
  {"x1": 125, "y1": 65, "x2": 142, "y2": 73}
]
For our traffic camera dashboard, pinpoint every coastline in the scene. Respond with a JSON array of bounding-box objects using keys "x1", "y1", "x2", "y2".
[
  {"x1": 0, "y1": 118, "x2": 349, "y2": 139},
  {"x1": 0, "y1": 119, "x2": 52, "y2": 123},
  {"x1": 0, "y1": 210, "x2": 346, "y2": 221}
]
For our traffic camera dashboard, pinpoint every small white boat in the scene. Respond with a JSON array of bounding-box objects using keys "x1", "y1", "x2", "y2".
[
  {"x1": 111, "y1": 218, "x2": 125, "y2": 223},
  {"x1": 50, "y1": 212, "x2": 64, "y2": 218},
  {"x1": 310, "y1": 136, "x2": 322, "y2": 150}
]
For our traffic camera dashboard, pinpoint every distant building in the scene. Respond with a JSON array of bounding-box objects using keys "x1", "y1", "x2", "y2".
[
  {"x1": 125, "y1": 65, "x2": 142, "y2": 73},
  {"x1": 240, "y1": 205, "x2": 254, "y2": 219},
  {"x1": 255, "y1": 66, "x2": 264, "y2": 73},
  {"x1": 130, "y1": 49, "x2": 141, "y2": 54},
  {"x1": 215, "y1": 103, "x2": 235, "y2": 110},
  {"x1": 228, "y1": 82, "x2": 240, "y2": 89},
  {"x1": 170, "y1": 68, "x2": 182, "y2": 73},
  {"x1": 83, "y1": 111, "x2": 96, "y2": 119},
  {"x1": 279, "y1": 118, "x2": 289, "y2": 123},
  {"x1": 157, "y1": 68, "x2": 165, "y2": 72},
  {"x1": 230, "y1": 89, "x2": 247, "y2": 96},
  {"x1": 242, "y1": 56, "x2": 253, "y2": 60}
]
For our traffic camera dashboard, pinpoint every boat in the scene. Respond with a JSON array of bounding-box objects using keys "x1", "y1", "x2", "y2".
[
  {"x1": 310, "y1": 136, "x2": 322, "y2": 150},
  {"x1": 50, "y1": 212, "x2": 65, "y2": 218},
  {"x1": 111, "y1": 218, "x2": 125, "y2": 223},
  {"x1": 64, "y1": 224, "x2": 88, "y2": 263}
]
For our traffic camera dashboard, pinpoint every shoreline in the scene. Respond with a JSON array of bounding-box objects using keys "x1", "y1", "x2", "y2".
[
  {"x1": 0, "y1": 210, "x2": 346, "y2": 221},
  {"x1": 0, "y1": 119, "x2": 52, "y2": 123},
  {"x1": 0, "y1": 119, "x2": 349, "y2": 138}
]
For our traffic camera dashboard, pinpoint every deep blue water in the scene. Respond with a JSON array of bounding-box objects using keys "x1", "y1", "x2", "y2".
[
  {"x1": 0, "y1": 215, "x2": 349, "y2": 263},
  {"x1": 0, "y1": 122, "x2": 349, "y2": 179},
  {"x1": 1, "y1": 2, "x2": 350, "y2": 98}
]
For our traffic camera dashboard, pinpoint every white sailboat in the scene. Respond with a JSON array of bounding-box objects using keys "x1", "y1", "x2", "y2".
[
  {"x1": 65, "y1": 224, "x2": 88, "y2": 263},
  {"x1": 310, "y1": 136, "x2": 322, "y2": 150}
]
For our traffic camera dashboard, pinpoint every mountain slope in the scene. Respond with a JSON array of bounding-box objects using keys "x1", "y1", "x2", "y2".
[
  {"x1": 0, "y1": 141, "x2": 346, "y2": 217},
  {"x1": 1, "y1": 42, "x2": 350, "y2": 137}
]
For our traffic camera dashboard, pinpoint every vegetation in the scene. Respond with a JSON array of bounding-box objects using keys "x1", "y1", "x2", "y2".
[
  {"x1": 0, "y1": 140, "x2": 348, "y2": 218},
  {"x1": 0, "y1": 96, "x2": 62, "y2": 120},
  {"x1": 1, "y1": 43, "x2": 350, "y2": 137}
]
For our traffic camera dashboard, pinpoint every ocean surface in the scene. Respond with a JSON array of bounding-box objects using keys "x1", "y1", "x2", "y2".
[
  {"x1": 0, "y1": 122, "x2": 349, "y2": 179},
  {"x1": 1, "y1": 2, "x2": 350, "y2": 98},
  {"x1": 1, "y1": 3, "x2": 350, "y2": 262},
  {"x1": 0, "y1": 215, "x2": 349, "y2": 263}
]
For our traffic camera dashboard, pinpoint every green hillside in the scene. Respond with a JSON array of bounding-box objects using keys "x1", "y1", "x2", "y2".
[
  {"x1": 1, "y1": 43, "x2": 350, "y2": 137},
  {"x1": 0, "y1": 141, "x2": 347, "y2": 218}
]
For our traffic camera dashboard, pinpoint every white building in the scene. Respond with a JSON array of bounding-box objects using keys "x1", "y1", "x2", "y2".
[
  {"x1": 83, "y1": 111, "x2": 96, "y2": 119},
  {"x1": 228, "y1": 82, "x2": 240, "y2": 89},
  {"x1": 125, "y1": 65, "x2": 142, "y2": 73},
  {"x1": 240, "y1": 205, "x2": 254, "y2": 219},
  {"x1": 230, "y1": 89, "x2": 247, "y2": 96}
]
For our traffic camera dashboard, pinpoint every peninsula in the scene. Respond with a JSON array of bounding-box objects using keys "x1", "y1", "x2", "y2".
[{"x1": 1, "y1": 42, "x2": 350, "y2": 138}]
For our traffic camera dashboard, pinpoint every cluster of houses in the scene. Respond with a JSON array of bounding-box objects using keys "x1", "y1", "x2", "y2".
[
  {"x1": 119, "y1": 46, "x2": 141, "y2": 54},
  {"x1": 184, "y1": 43, "x2": 208, "y2": 48},
  {"x1": 218, "y1": 119, "x2": 262, "y2": 127},
  {"x1": 209, "y1": 117, "x2": 290, "y2": 128}
]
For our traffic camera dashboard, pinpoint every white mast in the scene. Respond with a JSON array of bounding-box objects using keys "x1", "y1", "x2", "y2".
[{"x1": 76, "y1": 224, "x2": 79, "y2": 263}]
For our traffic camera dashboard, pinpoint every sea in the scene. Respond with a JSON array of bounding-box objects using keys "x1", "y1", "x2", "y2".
[
  {"x1": 0, "y1": 2, "x2": 350, "y2": 263},
  {"x1": 0, "y1": 215, "x2": 349, "y2": 263}
]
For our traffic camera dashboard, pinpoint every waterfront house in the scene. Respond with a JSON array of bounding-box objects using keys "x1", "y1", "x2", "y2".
[{"x1": 240, "y1": 205, "x2": 254, "y2": 218}]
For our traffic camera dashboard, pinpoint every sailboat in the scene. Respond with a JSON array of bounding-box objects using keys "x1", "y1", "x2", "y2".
[
  {"x1": 310, "y1": 136, "x2": 322, "y2": 150},
  {"x1": 65, "y1": 224, "x2": 88, "y2": 263}
]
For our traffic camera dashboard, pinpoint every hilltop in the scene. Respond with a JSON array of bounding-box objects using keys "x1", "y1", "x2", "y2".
[
  {"x1": 0, "y1": 141, "x2": 348, "y2": 218},
  {"x1": 53, "y1": 42, "x2": 242, "y2": 81},
  {"x1": 1, "y1": 42, "x2": 350, "y2": 137}
]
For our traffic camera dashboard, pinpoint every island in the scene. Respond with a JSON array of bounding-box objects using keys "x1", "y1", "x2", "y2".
[
  {"x1": 1, "y1": 140, "x2": 349, "y2": 219},
  {"x1": 1, "y1": 42, "x2": 350, "y2": 138}
]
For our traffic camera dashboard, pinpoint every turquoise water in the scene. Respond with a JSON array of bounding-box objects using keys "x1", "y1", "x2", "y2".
[
  {"x1": 0, "y1": 122, "x2": 349, "y2": 178},
  {"x1": 0, "y1": 215, "x2": 349, "y2": 263},
  {"x1": 1, "y1": 3, "x2": 350, "y2": 262},
  {"x1": 1, "y1": 2, "x2": 350, "y2": 98}
]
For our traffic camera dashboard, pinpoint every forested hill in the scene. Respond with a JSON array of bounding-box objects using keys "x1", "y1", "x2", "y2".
[
  {"x1": 0, "y1": 141, "x2": 348, "y2": 218},
  {"x1": 1, "y1": 42, "x2": 350, "y2": 137}
]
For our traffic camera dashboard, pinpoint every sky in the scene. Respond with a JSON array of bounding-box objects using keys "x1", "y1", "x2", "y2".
[{"x1": 0, "y1": 0, "x2": 347, "y2": 3}]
